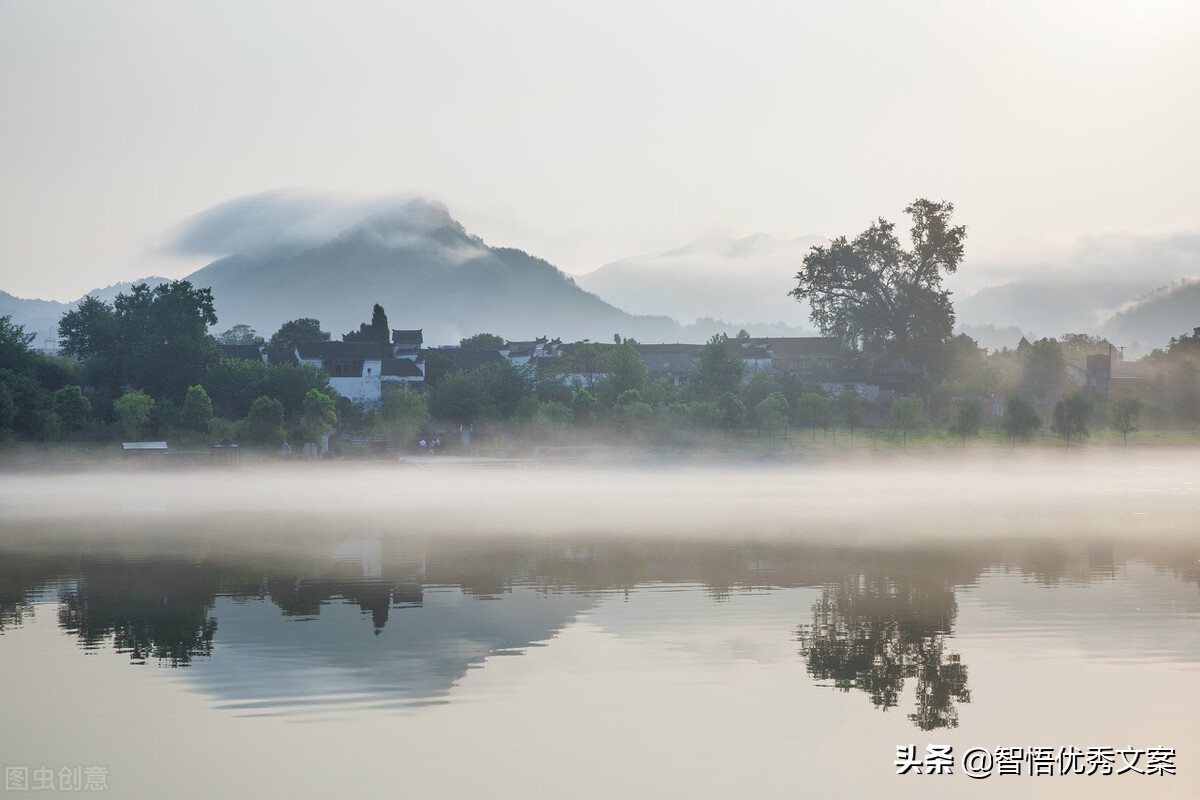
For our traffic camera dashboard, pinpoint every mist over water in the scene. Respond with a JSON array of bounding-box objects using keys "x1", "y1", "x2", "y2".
[{"x1": 2, "y1": 453, "x2": 1197, "y2": 798}]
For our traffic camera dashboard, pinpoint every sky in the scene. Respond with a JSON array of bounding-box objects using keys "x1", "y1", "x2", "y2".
[{"x1": 2, "y1": 0, "x2": 1199, "y2": 301}]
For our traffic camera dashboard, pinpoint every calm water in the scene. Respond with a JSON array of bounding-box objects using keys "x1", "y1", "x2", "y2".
[{"x1": 1, "y1": 461, "x2": 1198, "y2": 798}]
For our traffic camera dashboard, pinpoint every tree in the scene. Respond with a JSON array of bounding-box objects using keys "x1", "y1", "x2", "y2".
[
  {"x1": 560, "y1": 343, "x2": 610, "y2": 389},
  {"x1": 244, "y1": 396, "x2": 285, "y2": 445},
  {"x1": 1, "y1": 315, "x2": 39, "y2": 374},
  {"x1": 51, "y1": 385, "x2": 91, "y2": 433},
  {"x1": 1110, "y1": 397, "x2": 1142, "y2": 445},
  {"x1": 59, "y1": 281, "x2": 219, "y2": 400},
  {"x1": 113, "y1": 390, "x2": 155, "y2": 439},
  {"x1": 459, "y1": 333, "x2": 505, "y2": 351},
  {"x1": 571, "y1": 388, "x2": 597, "y2": 425},
  {"x1": 301, "y1": 389, "x2": 338, "y2": 440},
  {"x1": 343, "y1": 304, "x2": 390, "y2": 346},
  {"x1": 0, "y1": 382, "x2": 15, "y2": 443},
  {"x1": 791, "y1": 199, "x2": 965, "y2": 366},
  {"x1": 1020, "y1": 338, "x2": 1066, "y2": 400},
  {"x1": 836, "y1": 391, "x2": 861, "y2": 445},
  {"x1": 267, "y1": 318, "x2": 329, "y2": 364},
  {"x1": 216, "y1": 324, "x2": 263, "y2": 345},
  {"x1": 382, "y1": 388, "x2": 429, "y2": 446},
  {"x1": 1001, "y1": 395, "x2": 1041, "y2": 444},
  {"x1": 890, "y1": 396, "x2": 924, "y2": 449},
  {"x1": 1051, "y1": 391, "x2": 1093, "y2": 445},
  {"x1": 422, "y1": 350, "x2": 459, "y2": 387},
  {"x1": 715, "y1": 392, "x2": 746, "y2": 430},
  {"x1": 601, "y1": 343, "x2": 649, "y2": 400},
  {"x1": 795, "y1": 391, "x2": 829, "y2": 441},
  {"x1": 947, "y1": 396, "x2": 982, "y2": 444},
  {"x1": 692, "y1": 334, "x2": 745, "y2": 401},
  {"x1": 755, "y1": 392, "x2": 789, "y2": 444},
  {"x1": 55, "y1": 298, "x2": 117, "y2": 363},
  {"x1": 181, "y1": 385, "x2": 213, "y2": 434}
]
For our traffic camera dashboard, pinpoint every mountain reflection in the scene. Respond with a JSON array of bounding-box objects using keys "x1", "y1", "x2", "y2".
[{"x1": 0, "y1": 526, "x2": 1197, "y2": 724}]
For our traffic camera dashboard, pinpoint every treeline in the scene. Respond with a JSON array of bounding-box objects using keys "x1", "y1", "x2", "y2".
[
  {"x1": 3, "y1": 277, "x2": 1200, "y2": 452},
  {"x1": 0, "y1": 282, "x2": 341, "y2": 446}
]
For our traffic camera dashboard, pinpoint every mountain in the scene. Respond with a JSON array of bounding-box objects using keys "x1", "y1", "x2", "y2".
[
  {"x1": 575, "y1": 233, "x2": 823, "y2": 331},
  {"x1": 953, "y1": 278, "x2": 1163, "y2": 341},
  {"x1": 182, "y1": 201, "x2": 685, "y2": 344},
  {"x1": 1102, "y1": 280, "x2": 1200, "y2": 347}
]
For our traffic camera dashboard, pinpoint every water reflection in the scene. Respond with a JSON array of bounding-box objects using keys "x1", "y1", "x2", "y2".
[{"x1": 1, "y1": 525, "x2": 1198, "y2": 727}]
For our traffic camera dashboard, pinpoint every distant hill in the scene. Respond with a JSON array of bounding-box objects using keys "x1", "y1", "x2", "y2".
[
  {"x1": 953, "y1": 278, "x2": 1163, "y2": 340},
  {"x1": 576, "y1": 233, "x2": 823, "y2": 331},
  {"x1": 1103, "y1": 280, "x2": 1200, "y2": 347},
  {"x1": 182, "y1": 201, "x2": 686, "y2": 344}
]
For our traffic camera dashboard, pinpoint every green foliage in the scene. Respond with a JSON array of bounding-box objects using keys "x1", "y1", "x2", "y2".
[
  {"x1": 795, "y1": 391, "x2": 830, "y2": 438},
  {"x1": 945, "y1": 333, "x2": 989, "y2": 389},
  {"x1": 533, "y1": 401, "x2": 573, "y2": 432},
  {"x1": 181, "y1": 385, "x2": 214, "y2": 433},
  {"x1": 692, "y1": 334, "x2": 745, "y2": 401},
  {"x1": 791, "y1": 199, "x2": 964, "y2": 367},
  {"x1": 429, "y1": 361, "x2": 533, "y2": 424},
  {"x1": 51, "y1": 385, "x2": 91, "y2": 432},
  {"x1": 216, "y1": 324, "x2": 263, "y2": 345},
  {"x1": 835, "y1": 391, "x2": 861, "y2": 436},
  {"x1": 715, "y1": 392, "x2": 746, "y2": 429},
  {"x1": 302, "y1": 389, "x2": 338, "y2": 439},
  {"x1": 58, "y1": 281, "x2": 219, "y2": 400},
  {"x1": 1, "y1": 315, "x2": 38, "y2": 374},
  {"x1": 55, "y1": 298, "x2": 118, "y2": 363},
  {"x1": 381, "y1": 388, "x2": 430, "y2": 446},
  {"x1": 1002, "y1": 395, "x2": 1042, "y2": 443},
  {"x1": 890, "y1": 396, "x2": 924, "y2": 448},
  {"x1": 266, "y1": 318, "x2": 329, "y2": 364},
  {"x1": 755, "y1": 391, "x2": 790, "y2": 438},
  {"x1": 1051, "y1": 391, "x2": 1093, "y2": 444},
  {"x1": 571, "y1": 389, "x2": 597, "y2": 425},
  {"x1": 948, "y1": 396, "x2": 982, "y2": 443},
  {"x1": 1110, "y1": 396, "x2": 1142, "y2": 445},
  {"x1": 599, "y1": 343, "x2": 649, "y2": 402},
  {"x1": 244, "y1": 396, "x2": 285, "y2": 445},
  {"x1": 203, "y1": 356, "x2": 271, "y2": 420},
  {"x1": 41, "y1": 412, "x2": 65, "y2": 443},
  {"x1": 422, "y1": 350, "x2": 458, "y2": 387},
  {"x1": 1020, "y1": 338, "x2": 1066, "y2": 400},
  {"x1": 0, "y1": 381, "x2": 15, "y2": 442},
  {"x1": 459, "y1": 333, "x2": 506, "y2": 351},
  {"x1": 343, "y1": 304, "x2": 390, "y2": 346},
  {"x1": 560, "y1": 343, "x2": 610, "y2": 389},
  {"x1": 113, "y1": 390, "x2": 155, "y2": 439}
]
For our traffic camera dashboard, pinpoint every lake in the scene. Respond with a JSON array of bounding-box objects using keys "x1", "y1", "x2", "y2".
[{"x1": 0, "y1": 455, "x2": 1197, "y2": 798}]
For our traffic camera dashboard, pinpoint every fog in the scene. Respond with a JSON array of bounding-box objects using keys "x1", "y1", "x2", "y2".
[{"x1": 3, "y1": 452, "x2": 1196, "y2": 546}]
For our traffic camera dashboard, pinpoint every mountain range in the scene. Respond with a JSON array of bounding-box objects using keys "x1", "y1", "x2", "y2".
[{"x1": 2, "y1": 196, "x2": 1198, "y2": 350}]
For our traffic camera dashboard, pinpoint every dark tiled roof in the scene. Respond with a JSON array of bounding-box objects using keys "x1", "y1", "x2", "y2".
[
  {"x1": 633, "y1": 344, "x2": 703, "y2": 356},
  {"x1": 296, "y1": 341, "x2": 381, "y2": 360},
  {"x1": 382, "y1": 358, "x2": 424, "y2": 378},
  {"x1": 391, "y1": 329, "x2": 424, "y2": 346},
  {"x1": 218, "y1": 344, "x2": 266, "y2": 361},
  {"x1": 421, "y1": 348, "x2": 503, "y2": 371},
  {"x1": 766, "y1": 337, "x2": 841, "y2": 357}
]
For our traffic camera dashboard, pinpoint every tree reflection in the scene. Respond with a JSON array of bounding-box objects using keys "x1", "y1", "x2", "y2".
[{"x1": 797, "y1": 564, "x2": 971, "y2": 730}]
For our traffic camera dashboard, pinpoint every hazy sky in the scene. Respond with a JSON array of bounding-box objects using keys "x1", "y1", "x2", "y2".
[{"x1": 2, "y1": 0, "x2": 1199, "y2": 301}]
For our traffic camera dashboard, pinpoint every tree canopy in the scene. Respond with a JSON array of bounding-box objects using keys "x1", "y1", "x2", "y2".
[
  {"x1": 267, "y1": 318, "x2": 329, "y2": 364},
  {"x1": 58, "y1": 281, "x2": 218, "y2": 400},
  {"x1": 790, "y1": 199, "x2": 965, "y2": 368},
  {"x1": 343, "y1": 304, "x2": 390, "y2": 346}
]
